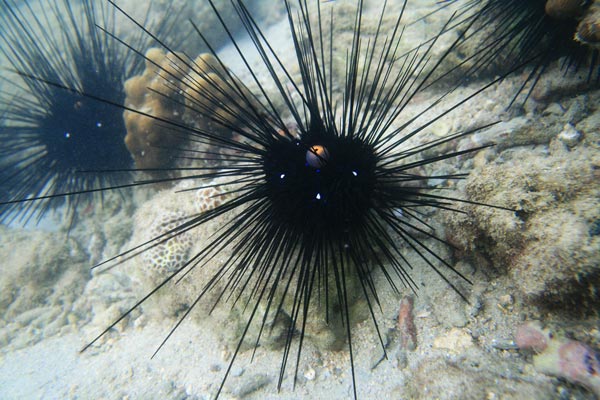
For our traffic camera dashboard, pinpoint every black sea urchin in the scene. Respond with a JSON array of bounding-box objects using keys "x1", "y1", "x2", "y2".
[
  {"x1": 441, "y1": 0, "x2": 600, "y2": 104},
  {"x1": 66, "y1": 0, "x2": 517, "y2": 398},
  {"x1": 0, "y1": 0, "x2": 174, "y2": 226}
]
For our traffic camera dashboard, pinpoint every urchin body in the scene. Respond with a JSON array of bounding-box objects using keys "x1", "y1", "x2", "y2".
[{"x1": 264, "y1": 127, "x2": 378, "y2": 238}]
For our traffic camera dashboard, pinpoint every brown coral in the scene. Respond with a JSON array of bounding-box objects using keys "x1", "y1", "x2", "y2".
[
  {"x1": 123, "y1": 49, "x2": 259, "y2": 172},
  {"x1": 184, "y1": 53, "x2": 255, "y2": 132},
  {"x1": 123, "y1": 48, "x2": 188, "y2": 170}
]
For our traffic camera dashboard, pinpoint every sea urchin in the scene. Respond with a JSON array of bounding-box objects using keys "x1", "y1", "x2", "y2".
[
  {"x1": 68, "y1": 0, "x2": 518, "y2": 398},
  {"x1": 442, "y1": 0, "x2": 600, "y2": 104},
  {"x1": 0, "y1": 0, "x2": 173, "y2": 226}
]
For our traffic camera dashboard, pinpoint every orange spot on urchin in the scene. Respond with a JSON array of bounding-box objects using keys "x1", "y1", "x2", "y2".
[{"x1": 306, "y1": 144, "x2": 329, "y2": 168}]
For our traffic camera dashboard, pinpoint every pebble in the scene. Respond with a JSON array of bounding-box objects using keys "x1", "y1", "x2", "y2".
[
  {"x1": 133, "y1": 314, "x2": 147, "y2": 329},
  {"x1": 564, "y1": 95, "x2": 588, "y2": 124},
  {"x1": 491, "y1": 339, "x2": 519, "y2": 351},
  {"x1": 228, "y1": 374, "x2": 271, "y2": 398},
  {"x1": 304, "y1": 367, "x2": 316, "y2": 381},
  {"x1": 397, "y1": 295, "x2": 417, "y2": 351},
  {"x1": 395, "y1": 350, "x2": 408, "y2": 369},
  {"x1": 542, "y1": 102, "x2": 564, "y2": 116},
  {"x1": 558, "y1": 123, "x2": 582, "y2": 147},
  {"x1": 220, "y1": 348, "x2": 232, "y2": 362},
  {"x1": 498, "y1": 294, "x2": 513, "y2": 307},
  {"x1": 433, "y1": 328, "x2": 473, "y2": 352}
]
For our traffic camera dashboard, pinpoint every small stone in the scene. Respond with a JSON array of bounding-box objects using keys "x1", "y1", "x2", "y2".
[
  {"x1": 498, "y1": 294, "x2": 513, "y2": 307},
  {"x1": 395, "y1": 350, "x2": 408, "y2": 369},
  {"x1": 433, "y1": 328, "x2": 473, "y2": 352},
  {"x1": 221, "y1": 349, "x2": 232, "y2": 362},
  {"x1": 133, "y1": 315, "x2": 147, "y2": 329},
  {"x1": 515, "y1": 322, "x2": 548, "y2": 353},
  {"x1": 558, "y1": 123, "x2": 582, "y2": 147},
  {"x1": 491, "y1": 339, "x2": 519, "y2": 351},
  {"x1": 397, "y1": 295, "x2": 417, "y2": 351},
  {"x1": 228, "y1": 374, "x2": 271, "y2": 398},
  {"x1": 564, "y1": 95, "x2": 588, "y2": 124},
  {"x1": 304, "y1": 367, "x2": 316, "y2": 381},
  {"x1": 542, "y1": 102, "x2": 564, "y2": 116}
]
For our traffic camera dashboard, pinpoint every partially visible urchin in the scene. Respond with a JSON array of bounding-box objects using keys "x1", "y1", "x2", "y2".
[
  {"x1": 442, "y1": 0, "x2": 599, "y2": 103},
  {"x1": 0, "y1": 0, "x2": 173, "y2": 225},
  {"x1": 82, "y1": 0, "x2": 513, "y2": 398}
]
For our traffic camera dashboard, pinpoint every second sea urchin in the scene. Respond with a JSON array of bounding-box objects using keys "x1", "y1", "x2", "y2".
[
  {"x1": 441, "y1": 0, "x2": 599, "y2": 104},
  {"x1": 0, "y1": 0, "x2": 174, "y2": 226}
]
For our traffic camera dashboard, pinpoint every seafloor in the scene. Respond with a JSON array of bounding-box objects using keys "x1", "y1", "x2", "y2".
[{"x1": 0, "y1": 1, "x2": 599, "y2": 399}]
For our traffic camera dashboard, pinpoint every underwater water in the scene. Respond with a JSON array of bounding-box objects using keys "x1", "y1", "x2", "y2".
[{"x1": 0, "y1": 0, "x2": 599, "y2": 399}]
